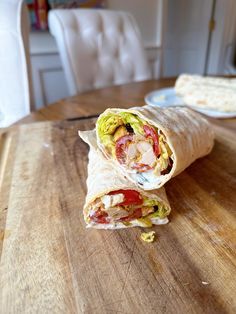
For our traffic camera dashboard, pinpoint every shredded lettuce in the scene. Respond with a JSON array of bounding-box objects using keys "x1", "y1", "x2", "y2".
[
  {"x1": 98, "y1": 112, "x2": 145, "y2": 149},
  {"x1": 143, "y1": 197, "x2": 160, "y2": 207},
  {"x1": 140, "y1": 231, "x2": 155, "y2": 242},
  {"x1": 101, "y1": 135, "x2": 115, "y2": 156},
  {"x1": 159, "y1": 141, "x2": 168, "y2": 159},
  {"x1": 142, "y1": 197, "x2": 168, "y2": 220},
  {"x1": 98, "y1": 114, "x2": 123, "y2": 137},
  {"x1": 119, "y1": 112, "x2": 145, "y2": 135},
  {"x1": 156, "y1": 156, "x2": 169, "y2": 172},
  {"x1": 148, "y1": 205, "x2": 168, "y2": 219}
]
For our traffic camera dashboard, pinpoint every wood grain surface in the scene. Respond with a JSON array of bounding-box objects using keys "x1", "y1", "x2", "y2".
[
  {"x1": 17, "y1": 78, "x2": 236, "y2": 135},
  {"x1": 17, "y1": 79, "x2": 177, "y2": 124},
  {"x1": 0, "y1": 118, "x2": 236, "y2": 313}
]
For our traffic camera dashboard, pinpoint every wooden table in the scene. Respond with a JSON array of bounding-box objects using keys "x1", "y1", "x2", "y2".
[{"x1": 0, "y1": 79, "x2": 236, "y2": 313}]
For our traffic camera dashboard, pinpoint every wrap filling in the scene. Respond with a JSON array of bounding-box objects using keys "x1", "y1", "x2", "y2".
[
  {"x1": 97, "y1": 112, "x2": 173, "y2": 180},
  {"x1": 86, "y1": 189, "x2": 169, "y2": 227}
]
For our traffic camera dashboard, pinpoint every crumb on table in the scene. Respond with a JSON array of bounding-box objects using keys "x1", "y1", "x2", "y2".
[{"x1": 140, "y1": 231, "x2": 156, "y2": 243}]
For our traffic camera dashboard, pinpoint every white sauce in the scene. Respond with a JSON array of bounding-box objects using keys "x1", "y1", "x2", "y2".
[{"x1": 86, "y1": 217, "x2": 169, "y2": 229}]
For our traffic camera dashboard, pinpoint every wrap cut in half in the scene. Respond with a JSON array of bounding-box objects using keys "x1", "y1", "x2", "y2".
[
  {"x1": 79, "y1": 130, "x2": 171, "y2": 229},
  {"x1": 96, "y1": 105, "x2": 214, "y2": 190}
]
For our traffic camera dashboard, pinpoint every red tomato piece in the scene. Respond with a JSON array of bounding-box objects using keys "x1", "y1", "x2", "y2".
[
  {"x1": 109, "y1": 189, "x2": 143, "y2": 206},
  {"x1": 143, "y1": 125, "x2": 160, "y2": 156},
  {"x1": 115, "y1": 134, "x2": 133, "y2": 164},
  {"x1": 131, "y1": 163, "x2": 153, "y2": 172},
  {"x1": 90, "y1": 209, "x2": 109, "y2": 224}
]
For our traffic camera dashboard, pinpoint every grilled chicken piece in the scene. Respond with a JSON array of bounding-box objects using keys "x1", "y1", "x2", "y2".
[
  {"x1": 127, "y1": 143, "x2": 138, "y2": 159},
  {"x1": 104, "y1": 207, "x2": 128, "y2": 219},
  {"x1": 101, "y1": 194, "x2": 124, "y2": 209},
  {"x1": 137, "y1": 141, "x2": 156, "y2": 166}
]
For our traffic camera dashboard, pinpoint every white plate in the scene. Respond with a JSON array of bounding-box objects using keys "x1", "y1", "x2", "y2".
[{"x1": 145, "y1": 87, "x2": 236, "y2": 118}]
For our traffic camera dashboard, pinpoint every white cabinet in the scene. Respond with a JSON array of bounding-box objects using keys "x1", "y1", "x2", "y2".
[{"x1": 30, "y1": 32, "x2": 69, "y2": 110}]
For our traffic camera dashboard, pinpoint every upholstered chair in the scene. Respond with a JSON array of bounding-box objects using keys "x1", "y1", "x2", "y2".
[{"x1": 49, "y1": 9, "x2": 151, "y2": 96}]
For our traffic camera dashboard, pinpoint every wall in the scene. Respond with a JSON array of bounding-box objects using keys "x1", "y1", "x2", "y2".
[
  {"x1": 163, "y1": 0, "x2": 213, "y2": 77},
  {"x1": 207, "y1": 0, "x2": 236, "y2": 74}
]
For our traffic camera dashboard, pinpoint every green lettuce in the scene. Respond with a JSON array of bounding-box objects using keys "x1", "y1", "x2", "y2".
[
  {"x1": 143, "y1": 198, "x2": 160, "y2": 207},
  {"x1": 101, "y1": 134, "x2": 115, "y2": 156},
  {"x1": 119, "y1": 112, "x2": 145, "y2": 135},
  {"x1": 148, "y1": 205, "x2": 168, "y2": 219},
  {"x1": 98, "y1": 112, "x2": 146, "y2": 141},
  {"x1": 143, "y1": 197, "x2": 168, "y2": 219},
  {"x1": 98, "y1": 114, "x2": 123, "y2": 137}
]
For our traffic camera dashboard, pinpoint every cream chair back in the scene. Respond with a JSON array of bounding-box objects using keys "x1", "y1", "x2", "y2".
[{"x1": 49, "y1": 9, "x2": 151, "y2": 95}]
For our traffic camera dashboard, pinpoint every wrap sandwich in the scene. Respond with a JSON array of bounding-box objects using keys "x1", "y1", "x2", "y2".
[
  {"x1": 175, "y1": 74, "x2": 236, "y2": 112},
  {"x1": 79, "y1": 130, "x2": 171, "y2": 229},
  {"x1": 96, "y1": 105, "x2": 214, "y2": 190}
]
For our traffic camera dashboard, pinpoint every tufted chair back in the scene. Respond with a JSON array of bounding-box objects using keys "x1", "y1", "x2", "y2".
[
  {"x1": 48, "y1": 9, "x2": 151, "y2": 95},
  {"x1": 0, "y1": 0, "x2": 33, "y2": 127}
]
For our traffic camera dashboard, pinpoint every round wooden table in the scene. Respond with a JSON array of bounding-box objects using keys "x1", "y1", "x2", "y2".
[
  {"x1": 19, "y1": 78, "x2": 236, "y2": 131},
  {"x1": 20, "y1": 79, "x2": 176, "y2": 123}
]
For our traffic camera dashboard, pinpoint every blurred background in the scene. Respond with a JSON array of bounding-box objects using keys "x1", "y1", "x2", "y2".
[
  {"x1": 1, "y1": 0, "x2": 236, "y2": 127},
  {"x1": 27, "y1": 0, "x2": 236, "y2": 109}
]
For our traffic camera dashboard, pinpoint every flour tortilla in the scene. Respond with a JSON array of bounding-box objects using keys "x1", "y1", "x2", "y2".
[
  {"x1": 79, "y1": 130, "x2": 171, "y2": 229},
  {"x1": 175, "y1": 74, "x2": 236, "y2": 112},
  {"x1": 96, "y1": 105, "x2": 214, "y2": 190}
]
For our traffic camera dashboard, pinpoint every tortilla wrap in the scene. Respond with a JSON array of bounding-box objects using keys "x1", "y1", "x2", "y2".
[
  {"x1": 79, "y1": 130, "x2": 171, "y2": 229},
  {"x1": 175, "y1": 74, "x2": 236, "y2": 112},
  {"x1": 95, "y1": 105, "x2": 214, "y2": 190}
]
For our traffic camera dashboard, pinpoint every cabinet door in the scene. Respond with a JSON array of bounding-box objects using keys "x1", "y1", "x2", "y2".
[
  {"x1": 164, "y1": 0, "x2": 213, "y2": 76},
  {"x1": 31, "y1": 53, "x2": 69, "y2": 109}
]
